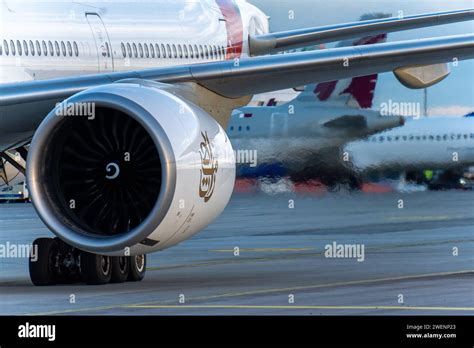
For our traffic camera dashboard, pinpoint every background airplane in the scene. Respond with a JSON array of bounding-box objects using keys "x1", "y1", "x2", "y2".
[
  {"x1": 250, "y1": 0, "x2": 474, "y2": 115},
  {"x1": 344, "y1": 113, "x2": 474, "y2": 189},
  {"x1": 228, "y1": 21, "x2": 403, "y2": 187}
]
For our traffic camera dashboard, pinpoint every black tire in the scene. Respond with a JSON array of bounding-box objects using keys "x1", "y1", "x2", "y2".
[
  {"x1": 29, "y1": 238, "x2": 59, "y2": 286},
  {"x1": 128, "y1": 255, "x2": 146, "y2": 282},
  {"x1": 80, "y1": 252, "x2": 112, "y2": 285},
  {"x1": 111, "y1": 256, "x2": 130, "y2": 283}
]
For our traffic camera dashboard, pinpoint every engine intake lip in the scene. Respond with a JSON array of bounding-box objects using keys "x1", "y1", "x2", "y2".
[{"x1": 27, "y1": 91, "x2": 176, "y2": 253}]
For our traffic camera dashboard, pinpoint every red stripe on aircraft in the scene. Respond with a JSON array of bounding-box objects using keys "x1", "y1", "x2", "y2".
[{"x1": 216, "y1": 0, "x2": 244, "y2": 59}]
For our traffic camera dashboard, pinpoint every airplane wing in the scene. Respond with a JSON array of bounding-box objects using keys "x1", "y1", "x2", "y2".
[
  {"x1": 249, "y1": 9, "x2": 474, "y2": 56},
  {"x1": 1, "y1": 34, "x2": 473, "y2": 151}
]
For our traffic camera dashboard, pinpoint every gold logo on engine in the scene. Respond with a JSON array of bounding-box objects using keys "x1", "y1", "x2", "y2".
[{"x1": 199, "y1": 131, "x2": 218, "y2": 203}]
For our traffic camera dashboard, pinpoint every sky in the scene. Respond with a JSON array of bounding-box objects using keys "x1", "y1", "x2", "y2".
[{"x1": 249, "y1": 0, "x2": 474, "y2": 116}]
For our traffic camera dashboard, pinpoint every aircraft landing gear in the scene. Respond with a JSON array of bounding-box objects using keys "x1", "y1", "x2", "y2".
[
  {"x1": 29, "y1": 238, "x2": 146, "y2": 286},
  {"x1": 128, "y1": 255, "x2": 147, "y2": 282}
]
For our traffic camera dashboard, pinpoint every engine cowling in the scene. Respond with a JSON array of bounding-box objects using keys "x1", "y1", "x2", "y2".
[{"x1": 27, "y1": 81, "x2": 235, "y2": 255}]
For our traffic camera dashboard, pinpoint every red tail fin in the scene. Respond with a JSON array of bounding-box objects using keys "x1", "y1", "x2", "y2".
[{"x1": 312, "y1": 33, "x2": 387, "y2": 108}]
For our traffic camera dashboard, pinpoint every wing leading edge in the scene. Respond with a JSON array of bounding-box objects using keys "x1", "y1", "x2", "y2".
[{"x1": 249, "y1": 8, "x2": 474, "y2": 56}]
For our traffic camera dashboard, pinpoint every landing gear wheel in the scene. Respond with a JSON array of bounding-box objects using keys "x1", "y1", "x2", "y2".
[
  {"x1": 80, "y1": 252, "x2": 112, "y2": 285},
  {"x1": 128, "y1": 255, "x2": 146, "y2": 282},
  {"x1": 111, "y1": 256, "x2": 130, "y2": 283},
  {"x1": 29, "y1": 238, "x2": 59, "y2": 286}
]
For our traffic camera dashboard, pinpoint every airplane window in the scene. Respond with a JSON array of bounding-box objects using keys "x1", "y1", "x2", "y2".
[
  {"x1": 66, "y1": 42, "x2": 73, "y2": 57},
  {"x1": 429, "y1": 135, "x2": 434, "y2": 140},
  {"x1": 457, "y1": 134, "x2": 462, "y2": 140},
  {"x1": 436, "y1": 135, "x2": 441, "y2": 141},
  {"x1": 55, "y1": 41, "x2": 60, "y2": 56},
  {"x1": 379, "y1": 136, "x2": 384, "y2": 142},
  {"x1": 464, "y1": 134, "x2": 468, "y2": 139},
  {"x1": 144, "y1": 43, "x2": 149, "y2": 58},
  {"x1": 192, "y1": 45, "x2": 197, "y2": 59},
  {"x1": 36, "y1": 40, "x2": 41, "y2": 56},
  {"x1": 415, "y1": 136, "x2": 420, "y2": 141},
  {"x1": 188, "y1": 45, "x2": 193, "y2": 59},
  {"x1": 73, "y1": 41, "x2": 78, "y2": 57},
  {"x1": 204, "y1": 45, "x2": 209, "y2": 59},
  {"x1": 409, "y1": 135, "x2": 414, "y2": 141},
  {"x1": 162, "y1": 44, "x2": 166, "y2": 58},
  {"x1": 246, "y1": 126, "x2": 250, "y2": 131},
  {"x1": 451, "y1": 134, "x2": 456, "y2": 140},
  {"x1": 470, "y1": 134, "x2": 474, "y2": 139},
  {"x1": 166, "y1": 44, "x2": 171, "y2": 58},
  {"x1": 126, "y1": 43, "x2": 131, "y2": 58},
  {"x1": 230, "y1": 126, "x2": 234, "y2": 131},
  {"x1": 2, "y1": 40, "x2": 8, "y2": 55},
  {"x1": 10, "y1": 40, "x2": 16, "y2": 56},
  {"x1": 149, "y1": 43, "x2": 154, "y2": 58},
  {"x1": 138, "y1": 43, "x2": 143, "y2": 58},
  {"x1": 172, "y1": 44, "x2": 177, "y2": 58},
  {"x1": 29, "y1": 40, "x2": 34, "y2": 56},
  {"x1": 387, "y1": 136, "x2": 392, "y2": 141},
  {"x1": 183, "y1": 45, "x2": 188, "y2": 58},
  {"x1": 401, "y1": 136, "x2": 406, "y2": 141},
  {"x1": 209, "y1": 46, "x2": 214, "y2": 59},
  {"x1": 121, "y1": 43, "x2": 126, "y2": 58},
  {"x1": 177, "y1": 44, "x2": 182, "y2": 58},
  {"x1": 42, "y1": 40, "x2": 48, "y2": 56},
  {"x1": 238, "y1": 126, "x2": 242, "y2": 131},
  {"x1": 48, "y1": 41, "x2": 54, "y2": 56},
  {"x1": 132, "y1": 43, "x2": 137, "y2": 58},
  {"x1": 394, "y1": 136, "x2": 399, "y2": 141},
  {"x1": 61, "y1": 41, "x2": 66, "y2": 56},
  {"x1": 16, "y1": 40, "x2": 22, "y2": 56},
  {"x1": 199, "y1": 45, "x2": 204, "y2": 59},
  {"x1": 155, "y1": 44, "x2": 160, "y2": 58},
  {"x1": 443, "y1": 134, "x2": 448, "y2": 141},
  {"x1": 23, "y1": 40, "x2": 28, "y2": 56},
  {"x1": 221, "y1": 46, "x2": 226, "y2": 58},
  {"x1": 422, "y1": 136, "x2": 427, "y2": 140}
]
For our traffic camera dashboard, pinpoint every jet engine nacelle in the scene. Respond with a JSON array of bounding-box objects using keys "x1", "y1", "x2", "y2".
[{"x1": 27, "y1": 82, "x2": 236, "y2": 256}]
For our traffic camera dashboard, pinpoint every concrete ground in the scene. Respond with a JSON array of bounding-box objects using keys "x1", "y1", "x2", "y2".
[{"x1": 0, "y1": 190, "x2": 472, "y2": 315}]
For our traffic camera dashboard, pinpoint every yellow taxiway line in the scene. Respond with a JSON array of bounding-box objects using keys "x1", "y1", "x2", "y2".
[
  {"x1": 125, "y1": 304, "x2": 474, "y2": 311},
  {"x1": 26, "y1": 269, "x2": 474, "y2": 316}
]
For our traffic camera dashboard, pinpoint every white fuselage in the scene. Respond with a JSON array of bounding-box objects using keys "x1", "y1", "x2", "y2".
[
  {"x1": 344, "y1": 117, "x2": 474, "y2": 171},
  {"x1": 0, "y1": 0, "x2": 268, "y2": 84}
]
